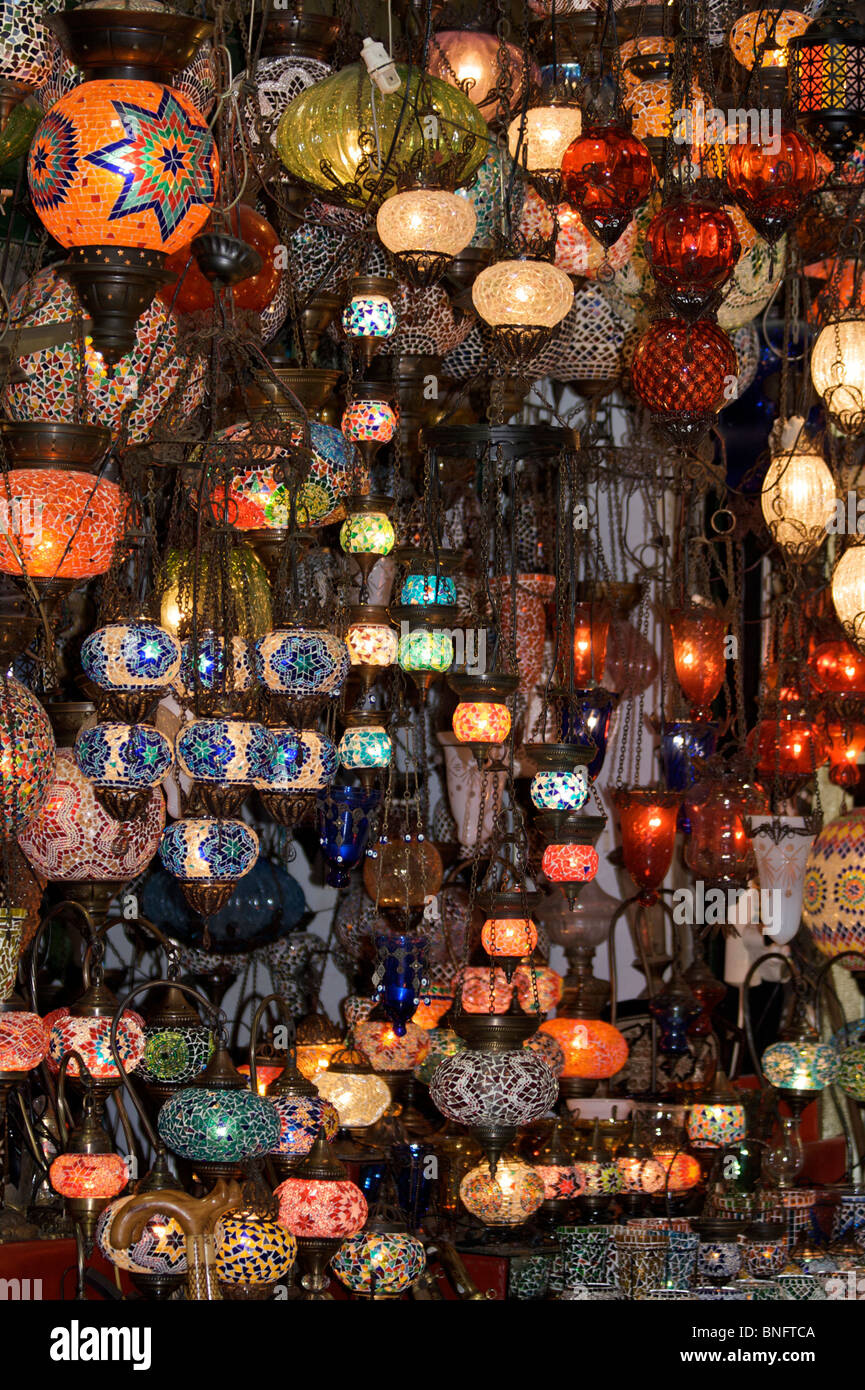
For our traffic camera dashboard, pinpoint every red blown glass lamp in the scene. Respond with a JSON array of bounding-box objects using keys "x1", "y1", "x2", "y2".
[
  {"x1": 645, "y1": 199, "x2": 741, "y2": 318},
  {"x1": 809, "y1": 638, "x2": 865, "y2": 694},
  {"x1": 668, "y1": 603, "x2": 727, "y2": 721},
  {"x1": 725, "y1": 128, "x2": 819, "y2": 243},
  {"x1": 561, "y1": 124, "x2": 654, "y2": 248},
  {"x1": 572, "y1": 601, "x2": 611, "y2": 686},
  {"x1": 613, "y1": 787, "x2": 681, "y2": 904},
  {"x1": 632, "y1": 318, "x2": 738, "y2": 447}
]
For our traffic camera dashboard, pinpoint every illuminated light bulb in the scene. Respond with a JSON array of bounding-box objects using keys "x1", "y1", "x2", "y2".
[
  {"x1": 811, "y1": 318, "x2": 865, "y2": 436},
  {"x1": 832, "y1": 543, "x2": 865, "y2": 643},
  {"x1": 376, "y1": 189, "x2": 477, "y2": 286},
  {"x1": 472, "y1": 258, "x2": 574, "y2": 362}
]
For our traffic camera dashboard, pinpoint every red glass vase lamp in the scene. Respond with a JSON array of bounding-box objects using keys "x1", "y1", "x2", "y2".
[
  {"x1": 668, "y1": 603, "x2": 728, "y2": 722},
  {"x1": 747, "y1": 706, "x2": 829, "y2": 784},
  {"x1": 561, "y1": 123, "x2": 654, "y2": 248},
  {"x1": 815, "y1": 711, "x2": 865, "y2": 789},
  {"x1": 571, "y1": 600, "x2": 611, "y2": 687},
  {"x1": 645, "y1": 198, "x2": 741, "y2": 319},
  {"x1": 613, "y1": 787, "x2": 681, "y2": 905},
  {"x1": 684, "y1": 765, "x2": 765, "y2": 888},
  {"x1": 808, "y1": 638, "x2": 865, "y2": 695},
  {"x1": 725, "y1": 127, "x2": 820, "y2": 243},
  {"x1": 632, "y1": 318, "x2": 739, "y2": 448}
]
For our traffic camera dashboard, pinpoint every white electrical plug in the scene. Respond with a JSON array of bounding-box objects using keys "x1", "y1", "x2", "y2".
[{"x1": 361, "y1": 37, "x2": 401, "y2": 94}]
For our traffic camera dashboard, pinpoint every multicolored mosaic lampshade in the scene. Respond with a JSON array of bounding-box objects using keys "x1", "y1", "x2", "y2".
[
  {"x1": 397, "y1": 628, "x2": 454, "y2": 676},
  {"x1": 345, "y1": 616, "x2": 398, "y2": 667},
  {"x1": 315, "y1": 1068, "x2": 391, "y2": 1129},
  {"x1": 530, "y1": 761, "x2": 591, "y2": 812},
  {"x1": 45, "y1": 1007, "x2": 145, "y2": 1080},
  {"x1": 75, "y1": 723, "x2": 173, "y2": 790},
  {"x1": 342, "y1": 292, "x2": 397, "y2": 340},
  {"x1": 355, "y1": 1021, "x2": 430, "y2": 1074},
  {"x1": 268, "y1": 1093, "x2": 340, "y2": 1158},
  {"x1": 3, "y1": 264, "x2": 203, "y2": 445},
  {"x1": 332, "y1": 1232, "x2": 426, "y2": 1296},
  {"x1": 762, "y1": 1040, "x2": 840, "y2": 1091},
  {"x1": 0, "y1": 0, "x2": 59, "y2": 94},
  {"x1": 257, "y1": 628, "x2": 349, "y2": 700},
  {"x1": 342, "y1": 397, "x2": 397, "y2": 444},
  {"x1": 337, "y1": 725, "x2": 392, "y2": 771},
  {"x1": 81, "y1": 622, "x2": 181, "y2": 693},
  {"x1": 541, "y1": 842, "x2": 600, "y2": 885},
  {"x1": 29, "y1": 79, "x2": 219, "y2": 253},
  {"x1": 687, "y1": 1100, "x2": 747, "y2": 1149},
  {"x1": 159, "y1": 817, "x2": 259, "y2": 883},
  {"x1": 460, "y1": 1158, "x2": 545, "y2": 1225},
  {"x1": 275, "y1": 1174, "x2": 368, "y2": 1238},
  {"x1": 215, "y1": 1211, "x2": 297, "y2": 1286},
  {"x1": 0, "y1": 1012, "x2": 48, "y2": 1074},
  {"x1": 258, "y1": 729, "x2": 337, "y2": 794},
  {"x1": 97, "y1": 1195, "x2": 187, "y2": 1276},
  {"x1": 453, "y1": 701, "x2": 511, "y2": 744},
  {"x1": 158, "y1": 1085, "x2": 280, "y2": 1163},
  {"x1": 137, "y1": 1024, "x2": 213, "y2": 1087},
  {"x1": 339, "y1": 509, "x2": 395, "y2": 556},
  {"x1": 18, "y1": 746, "x2": 164, "y2": 881},
  {"x1": 216, "y1": 419, "x2": 361, "y2": 529},
  {"x1": 0, "y1": 676, "x2": 55, "y2": 836},
  {"x1": 430, "y1": 1049, "x2": 558, "y2": 1128},
  {"x1": 539, "y1": 1018, "x2": 628, "y2": 1080},
  {"x1": 176, "y1": 719, "x2": 276, "y2": 786},
  {"x1": 400, "y1": 573, "x2": 458, "y2": 606},
  {"x1": 50, "y1": 1151, "x2": 128, "y2": 1199},
  {"x1": 803, "y1": 810, "x2": 865, "y2": 963},
  {"x1": 0, "y1": 470, "x2": 125, "y2": 582}
]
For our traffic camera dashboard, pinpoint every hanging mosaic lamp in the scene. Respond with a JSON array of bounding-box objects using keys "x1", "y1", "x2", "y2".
[
  {"x1": 449, "y1": 673, "x2": 518, "y2": 761},
  {"x1": 313, "y1": 1045, "x2": 391, "y2": 1131},
  {"x1": 157, "y1": 1044, "x2": 280, "y2": 1180},
  {"x1": 0, "y1": 675, "x2": 55, "y2": 838},
  {"x1": 370, "y1": 931, "x2": 431, "y2": 1034},
  {"x1": 342, "y1": 274, "x2": 398, "y2": 365},
  {"x1": 28, "y1": 7, "x2": 219, "y2": 361},
  {"x1": 507, "y1": 99, "x2": 583, "y2": 203},
  {"x1": 80, "y1": 620, "x2": 181, "y2": 723},
  {"x1": 331, "y1": 1230, "x2": 426, "y2": 1299},
  {"x1": 257, "y1": 626, "x2": 349, "y2": 719},
  {"x1": 175, "y1": 718, "x2": 277, "y2": 818},
  {"x1": 74, "y1": 721, "x2": 173, "y2": 823},
  {"x1": 392, "y1": 605, "x2": 456, "y2": 692},
  {"x1": 341, "y1": 386, "x2": 398, "y2": 470},
  {"x1": 478, "y1": 891, "x2": 541, "y2": 981},
  {"x1": 339, "y1": 494, "x2": 396, "y2": 592},
  {"x1": 344, "y1": 605, "x2": 398, "y2": 687},
  {"x1": 535, "y1": 811, "x2": 606, "y2": 908},
  {"x1": 136, "y1": 984, "x2": 213, "y2": 1107},
  {"x1": 337, "y1": 713, "x2": 392, "y2": 787},
  {"x1": 377, "y1": 187, "x2": 477, "y2": 288},
  {"x1": 472, "y1": 258, "x2": 574, "y2": 363},
  {"x1": 538, "y1": 1017, "x2": 629, "y2": 1100},
  {"x1": 159, "y1": 817, "x2": 259, "y2": 919}
]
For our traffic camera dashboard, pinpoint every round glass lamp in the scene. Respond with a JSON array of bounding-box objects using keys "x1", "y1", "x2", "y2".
[
  {"x1": 472, "y1": 258, "x2": 574, "y2": 361},
  {"x1": 376, "y1": 189, "x2": 477, "y2": 287}
]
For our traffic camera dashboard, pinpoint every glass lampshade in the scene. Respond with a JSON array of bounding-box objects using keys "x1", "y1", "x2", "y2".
[
  {"x1": 215, "y1": 1211, "x2": 297, "y2": 1286},
  {"x1": 572, "y1": 601, "x2": 610, "y2": 685},
  {"x1": 275, "y1": 1173, "x2": 368, "y2": 1238},
  {"x1": 345, "y1": 618, "x2": 398, "y2": 667},
  {"x1": 472, "y1": 259, "x2": 574, "y2": 329},
  {"x1": 668, "y1": 604, "x2": 727, "y2": 720},
  {"x1": 0, "y1": 675, "x2": 55, "y2": 837},
  {"x1": 338, "y1": 725, "x2": 392, "y2": 772},
  {"x1": 811, "y1": 319, "x2": 865, "y2": 435},
  {"x1": 50, "y1": 1152, "x2": 128, "y2": 1200},
  {"x1": 257, "y1": 628, "x2": 349, "y2": 700},
  {"x1": 0, "y1": 1012, "x2": 47, "y2": 1073},
  {"x1": 539, "y1": 1018, "x2": 628, "y2": 1079},
  {"x1": 46, "y1": 1008, "x2": 144, "y2": 1081},
  {"x1": 332, "y1": 1232, "x2": 426, "y2": 1296},
  {"x1": 159, "y1": 817, "x2": 259, "y2": 883},
  {"x1": 97, "y1": 1196, "x2": 187, "y2": 1277},
  {"x1": 761, "y1": 1040, "x2": 839, "y2": 1091},
  {"x1": 809, "y1": 638, "x2": 865, "y2": 694},
  {"x1": 158, "y1": 1085, "x2": 280, "y2": 1162},
  {"x1": 687, "y1": 1101, "x2": 747, "y2": 1149},
  {"x1": 427, "y1": 30, "x2": 529, "y2": 113},
  {"x1": 613, "y1": 788, "x2": 681, "y2": 901},
  {"x1": 832, "y1": 543, "x2": 865, "y2": 642},
  {"x1": 81, "y1": 622, "x2": 181, "y2": 694},
  {"x1": 339, "y1": 509, "x2": 395, "y2": 556},
  {"x1": 376, "y1": 189, "x2": 476, "y2": 259},
  {"x1": 507, "y1": 103, "x2": 583, "y2": 171},
  {"x1": 761, "y1": 441, "x2": 836, "y2": 557},
  {"x1": 0, "y1": 471, "x2": 125, "y2": 581},
  {"x1": 460, "y1": 1157, "x2": 545, "y2": 1225},
  {"x1": 314, "y1": 1066, "x2": 391, "y2": 1128},
  {"x1": 452, "y1": 700, "x2": 511, "y2": 743},
  {"x1": 481, "y1": 917, "x2": 538, "y2": 958},
  {"x1": 730, "y1": 8, "x2": 809, "y2": 67},
  {"x1": 541, "y1": 842, "x2": 600, "y2": 886}
]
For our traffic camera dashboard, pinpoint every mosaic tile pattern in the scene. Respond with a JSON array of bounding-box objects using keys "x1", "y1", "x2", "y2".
[
  {"x1": 531, "y1": 768, "x2": 589, "y2": 811},
  {"x1": 397, "y1": 630, "x2": 454, "y2": 674},
  {"x1": 399, "y1": 574, "x2": 457, "y2": 606},
  {"x1": 429, "y1": 1048, "x2": 557, "y2": 1127},
  {"x1": 340, "y1": 511, "x2": 394, "y2": 555},
  {"x1": 81, "y1": 622, "x2": 181, "y2": 692},
  {"x1": 260, "y1": 729, "x2": 337, "y2": 792},
  {"x1": 803, "y1": 811, "x2": 865, "y2": 961},
  {"x1": 0, "y1": 676, "x2": 54, "y2": 836},
  {"x1": 541, "y1": 842, "x2": 600, "y2": 884},
  {"x1": 413, "y1": 1027, "x2": 465, "y2": 1085},
  {"x1": 46, "y1": 1006, "x2": 145, "y2": 1079},
  {"x1": 138, "y1": 1024, "x2": 213, "y2": 1085},
  {"x1": 159, "y1": 817, "x2": 259, "y2": 882},
  {"x1": 50, "y1": 1152, "x2": 128, "y2": 1199},
  {"x1": 461, "y1": 1159, "x2": 545, "y2": 1225},
  {"x1": 762, "y1": 1040, "x2": 839, "y2": 1090},
  {"x1": 520, "y1": 187, "x2": 637, "y2": 278},
  {"x1": 174, "y1": 633, "x2": 254, "y2": 702},
  {"x1": 75, "y1": 723, "x2": 173, "y2": 788},
  {"x1": 268, "y1": 1093, "x2": 339, "y2": 1157},
  {"x1": 176, "y1": 719, "x2": 276, "y2": 785},
  {"x1": 3, "y1": 265, "x2": 204, "y2": 445},
  {"x1": 257, "y1": 628, "x2": 349, "y2": 698},
  {"x1": 524, "y1": 1029, "x2": 566, "y2": 1077},
  {"x1": 836, "y1": 1044, "x2": 865, "y2": 1099},
  {"x1": 235, "y1": 53, "x2": 331, "y2": 150},
  {"x1": 384, "y1": 282, "x2": 473, "y2": 358},
  {"x1": 355, "y1": 1021, "x2": 430, "y2": 1073},
  {"x1": 338, "y1": 726, "x2": 391, "y2": 770},
  {"x1": 535, "y1": 1163, "x2": 583, "y2": 1200},
  {"x1": 158, "y1": 1085, "x2": 280, "y2": 1162},
  {"x1": 29, "y1": 79, "x2": 219, "y2": 252},
  {"x1": 215, "y1": 1212, "x2": 296, "y2": 1284},
  {"x1": 97, "y1": 1195, "x2": 187, "y2": 1275},
  {"x1": 0, "y1": 470, "x2": 124, "y2": 582},
  {"x1": 332, "y1": 1233, "x2": 426, "y2": 1295},
  {"x1": 315, "y1": 1070, "x2": 390, "y2": 1128},
  {"x1": 275, "y1": 1175, "x2": 368, "y2": 1238},
  {"x1": 453, "y1": 701, "x2": 511, "y2": 743},
  {"x1": 573, "y1": 1159, "x2": 621, "y2": 1195},
  {"x1": 342, "y1": 400, "x2": 397, "y2": 443},
  {"x1": 345, "y1": 621, "x2": 398, "y2": 667},
  {"x1": 0, "y1": 0, "x2": 60, "y2": 88},
  {"x1": 0, "y1": 1012, "x2": 47, "y2": 1072},
  {"x1": 18, "y1": 747, "x2": 164, "y2": 881},
  {"x1": 687, "y1": 1101, "x2": 746, "y2": 1148},
  {"x1": 216, "y1": 419, "x2": 361, "y2": 529},
  {"x1": 514, "y1": 965, "x2": 563, "y2": 1014},
  {"x1": 343, "y1": 294, "x2": 396, "y2": 339},
  {"x1": 539, "y1": 1018, "x2": 629, "y2": 1079}
]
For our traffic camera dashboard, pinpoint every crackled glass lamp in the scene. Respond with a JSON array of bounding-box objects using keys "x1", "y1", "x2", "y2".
[
  {"x1": 472, "y1": 258, "x2": 574, "y2": 362},
  {"x1": 339, "y1": 495, "x2": 395, "y2": 592},
  {"x1": 811, "y1": 318, "x2": 865, "y2": 437},
  {"x1": 761, "y1": 421, "x2": 836, "y2": 559},
  {"x1": 507, "y1": 101, "x2": 583, "y2": 201},
  {"x1": 342, "y1": 274, "x2": 398, "y2": 365},
  {"x1": 377, "y1": 188, "x2": 477, "y2": 287}
]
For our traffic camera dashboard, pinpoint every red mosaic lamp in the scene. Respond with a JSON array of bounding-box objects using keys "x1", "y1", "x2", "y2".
[
  {"x1": 275, "y1": 1126, "x2": 368, "y2": 1300},
  {"x1": 448, "y1": 673, "x2": 518, "y2": 766},
  {"x1": 535, "y1": 811, "x2": 607, "y2": 909},
  {"x1": 477, "y1": 890, "x2": 541, "y2": 982},
  {"x1": 28, "y1": 8, "x2": 219, "y2": 363},
  {"x1": 612, "y1": 787, "x2": 681, "y2": 904},
  {"x1": 50, "y1": 1052, "x2": 129, "y2": 1248}
]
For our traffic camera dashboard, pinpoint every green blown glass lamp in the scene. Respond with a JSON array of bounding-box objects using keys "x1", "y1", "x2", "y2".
[{"x1": 275, "y1": 63, "x2": 490, "y2": 210}]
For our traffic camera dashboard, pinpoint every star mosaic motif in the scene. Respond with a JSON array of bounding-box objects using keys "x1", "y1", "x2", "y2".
[{"x1": 84, "y1": 88, "x2": 217, "y2": 246}]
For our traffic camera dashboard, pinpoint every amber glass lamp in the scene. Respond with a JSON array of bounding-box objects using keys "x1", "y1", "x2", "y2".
[
  {"x1": 539, "y1": 1017, "x2": 629, "y2": 1100},
  {"x1": 613, "y1": 788, "x2": 681, "y2": 904},
  {"x1": 668, "y1": 603, "x2": 727, "y2": 721},
  {"x1": 477, "y1": 890, "x2": 541, "y2": 981},
  {"x1": 449, "y1": 673, "x2": 518, "y2": 761},
  {"x1": 572, "y1": 600, "x2": 611, "y2": 686},
  {"x1": 684, "y1": 766, "x2": 764, "y2": 887}
]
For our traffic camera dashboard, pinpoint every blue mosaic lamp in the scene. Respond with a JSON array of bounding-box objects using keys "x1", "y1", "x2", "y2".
[
  {"x1": 159, "y1": 816, "x2": 259, "y2": 919},
  {"x1": 215, "y1": 1211, "x2": 297, "y2": 1295},
  {"x1": 176, "y1": 718, "x2": 277, "y2": 817},
  {"x1": 337, "y1": 716, "x2": 392, "y2": 786},
  {"x1": 257, "y1": 627, "x2": 350, "y2": 721},
  {"x1": 317, "y1": 784, "x2": 381, "y2": 888},
  {"x1": 524, "y1": 739, "x2": 595, "y2": 811},
  {"x1": 158, "y1": 1044, "x2": 281, "y2": 1178},
  {"x1": 257, "y1": 728, "x2": 338, "y2": 826},
  {"x1": 75, "y1": 721, "x2": 174, "y2": 822},
  {"x1": 342, "y1": 274, "x2": 398, "y2": 367},
  {"x1": 81, "y1": 620, "x2": 181, "y2": 721},
  {"x1": 173, "y1": 631, "x2": 256, "y2": 713},
  {"x1": 394, "y1": 545, "x2": 463, "y2": 607}
]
